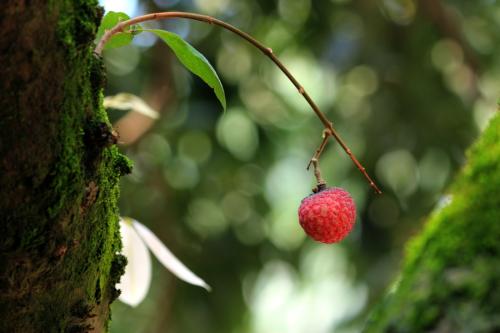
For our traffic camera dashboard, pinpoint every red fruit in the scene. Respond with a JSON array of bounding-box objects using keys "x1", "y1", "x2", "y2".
[{"x1": 298, "y1": 187, "x2": 356, "y2": 243}]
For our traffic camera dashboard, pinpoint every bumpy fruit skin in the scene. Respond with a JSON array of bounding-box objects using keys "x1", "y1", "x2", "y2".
[{"x1": 298, "y1": 187, "x2": 356, "y2": 243}]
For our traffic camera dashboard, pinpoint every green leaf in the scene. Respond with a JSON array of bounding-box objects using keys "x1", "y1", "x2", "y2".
[
  {"x1": 96, "y1": 11, "x2": 135, "y2": 50},
  {"x1": 147, "y1": 29, "x2": 226, "y2": 111},
  {"x1": 105, "y1": 32, "x2": 133, "y2": 49}
]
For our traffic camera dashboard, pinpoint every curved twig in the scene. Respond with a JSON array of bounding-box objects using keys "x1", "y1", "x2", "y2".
[{"x1": 95, "y1": 11, "x2": 382, "y2": 194}]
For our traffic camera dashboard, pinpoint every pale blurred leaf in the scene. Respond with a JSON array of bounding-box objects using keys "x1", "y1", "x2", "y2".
[
  {"x1": 132, "y1": 219, "x2": 211, "y2": 291},
  {"x1": 118, "y1": 218, "x2": 152, "y2": 307},
  {"x1": 104, "y1": 93, "x2": 160, "y2": 119}
]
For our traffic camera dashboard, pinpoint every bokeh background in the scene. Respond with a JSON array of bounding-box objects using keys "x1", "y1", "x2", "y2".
[{"x1": 99, "y1": 0, "x2": 499, "y2": 332}]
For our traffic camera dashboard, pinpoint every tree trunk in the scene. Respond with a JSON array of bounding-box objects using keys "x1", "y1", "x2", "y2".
[
  {"x1": 0, "y1": 1, "x2": 129, "y2": 332},
  {"x1": 364, "y1": 112, "x2": 500, "y2": 332}
]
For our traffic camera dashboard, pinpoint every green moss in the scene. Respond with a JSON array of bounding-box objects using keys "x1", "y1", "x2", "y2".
[
  {"x1": 0, "y1": 0, "x2": 127, "y2": 331},
  {"x1": 365, "y1": 113, "x2": 500, "y2": 332},
  {"x1": 54, "y1": 0, "x2": 103, "y2": 58},
  {"x1": 89, "y1": 56, "x2": 107, "y2": 107},
  {"x1": 113, "y1": 151, "x2": 134, "y2": 176}
]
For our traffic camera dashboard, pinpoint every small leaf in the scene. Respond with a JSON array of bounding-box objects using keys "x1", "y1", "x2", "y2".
[
  {"x1": 147, "y1": 29, "x2": 226, "y2": 111},
  {"x1": 104, "y1": 93, "x2": 159, "y2": 119},
  {"x1": 96, "y1": 11, "x2": 135, "y2": 50},
  {"x1": 117, "y1": 218, "x2": 152, "y2": 307},
  {"x1": 96, "y1": 11, "x2": 130, "y2": 40},
  {"x1": 132, "y1": 219, "x2": 211, "y2": 291},
  {"x1": 105, "y1": 32, "x2": 134, "y2": 50}
]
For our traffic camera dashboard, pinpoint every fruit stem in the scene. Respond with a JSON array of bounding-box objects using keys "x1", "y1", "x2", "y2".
[
  {"x1": 95, "y1": 11, "x2": 382, "y2": 194},
  {"x1": 310, "y1": 159, "x2": 326, "y2": 193},
  {"x1": 307, "y1": 129, "x2": 331, "y2": 171}
]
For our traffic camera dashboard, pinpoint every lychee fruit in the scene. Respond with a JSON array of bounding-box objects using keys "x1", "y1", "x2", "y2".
[{"x1": 298, "y1": 187, "x2": 356, "y2": 243}]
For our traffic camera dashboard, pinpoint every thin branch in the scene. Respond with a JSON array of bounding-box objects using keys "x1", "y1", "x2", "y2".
[
  {"x1": 95, "y1": 11, "x2": 382, "y2": 194},
  {"x1": 307, "y1": 129, "x2": 331, "y2": 171}
]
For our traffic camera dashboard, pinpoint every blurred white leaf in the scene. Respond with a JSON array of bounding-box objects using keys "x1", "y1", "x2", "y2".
[
  {"x1": 132, "y1": 219, "x2": 211, "y2": 291},
  {"x1": 117, "y1": 218, "x2": 152, "y2": 307},
  {"x1": 104, "y1": 93, "x2": 159, "y2": 119}
]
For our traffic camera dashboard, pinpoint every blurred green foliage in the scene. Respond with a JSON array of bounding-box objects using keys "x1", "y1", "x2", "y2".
[{"x1": 101, "y1": 0, "x2": 500, "y2": 332}]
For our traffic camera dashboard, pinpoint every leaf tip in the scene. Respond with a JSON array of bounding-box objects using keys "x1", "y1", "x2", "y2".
[{"x1": 203, "y1": 283, "x2": 212, "y2": 292}]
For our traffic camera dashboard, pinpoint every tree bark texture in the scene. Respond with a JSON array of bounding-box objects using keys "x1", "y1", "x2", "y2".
[
  {"x1": 364, "y1": 112, "x2": 500, "y2": 332},
  {"x1": 0, "y1": 1, "x2": 130, "y2": 332}
]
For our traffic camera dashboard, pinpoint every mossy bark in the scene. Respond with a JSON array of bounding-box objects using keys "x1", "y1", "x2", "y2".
[
  {"x1": 364, "y1": 112, "x2": 500, "y2": 332},
  {"x1": 0, "y1": 1, "x2": 130, "y2": 332}
]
